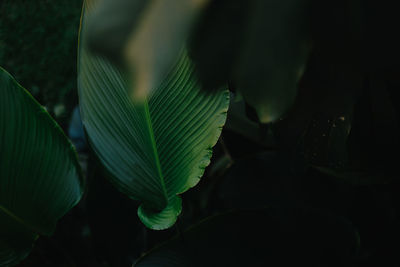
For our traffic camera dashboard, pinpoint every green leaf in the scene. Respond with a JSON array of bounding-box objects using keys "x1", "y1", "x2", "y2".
[
  {"x1": 0, "y1": 67, "x2": 84, "y2": 266},
  {"x1": 234, "y1": 0, "x2": 312, "y2": 123},
  {"x1": 78, "y1": 1, "x2": 229, "y2": 230}
]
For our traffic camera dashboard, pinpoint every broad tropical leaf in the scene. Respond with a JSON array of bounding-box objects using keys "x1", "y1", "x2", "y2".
[
  {"x1": 78, "y1": 0, "x2": 229, "y2": 230},
  {"x1": 0, "y1": 67, "x2": 84, "y2": 266},
  {"x1": 234, "y1": 0, "x2": 312, "y2": 123}
]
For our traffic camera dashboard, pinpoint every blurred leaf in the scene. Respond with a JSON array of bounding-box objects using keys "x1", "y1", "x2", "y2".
[
  {"x1": 84, "y1": 0, "x2": 149, "y2": 63},
  {"x1": 78, "y1": 1, "x2": 229, "y2": 230},
  {"x1": 134, "y1": 208, "x2": 359, "y2": 266},
  {"x1": 123, "y1": 0, "x2": 209, "y2": 102},
  {"x1": 234, "y1": 0, "x2": 312, "y2": 123},
  {"x1": 84, "y1": 0, "x2": 209, "y2": 102},
  {"x1": 0, "y1": 67, "x2": 84, "y2": 266}
]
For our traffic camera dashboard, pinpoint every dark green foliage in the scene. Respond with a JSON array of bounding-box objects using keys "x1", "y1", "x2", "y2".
[
  {"x1": 189, "y1": 0, "x2": 312, "y2": 123},
  {"x1": 0, "y1": 67, "x2": 83, "y2": 266},
  {"x1": 1, "y1": 0, "x2": 400, "y2": 266},
  {"x1": 234, "y1": 0, "x2": 312, "y2": 123},
  {"x1": 0, "y1": 0, "x2": 82, "y2": 128}
]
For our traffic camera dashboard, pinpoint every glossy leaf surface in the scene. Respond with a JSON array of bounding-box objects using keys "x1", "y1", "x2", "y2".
[
  {"x1": 78, "y1": 0, "x2": 229, "y2": 230},
  {"x1": 0, "y1": 67, "x2": 84, "y2": 266}
]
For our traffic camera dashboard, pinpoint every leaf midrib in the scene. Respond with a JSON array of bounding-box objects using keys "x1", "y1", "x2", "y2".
[{"x1": 143, "y1": 101, "x2": 169, "y2": 205}]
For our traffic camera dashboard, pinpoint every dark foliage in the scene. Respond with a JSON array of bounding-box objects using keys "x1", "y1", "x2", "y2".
[
  {"x1": 1, "y1": 0, "x2": 399, "y2": 266},
  {"x1": 0, "y1": 0, "x2": 82, "y2": 129}
]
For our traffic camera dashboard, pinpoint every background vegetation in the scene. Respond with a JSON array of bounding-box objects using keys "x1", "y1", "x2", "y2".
[
  {"x1": 0, "y1": 0, "x2": 82, "y2": 130},
  {"x1": 1, "y1": 0, "x2": 400, "y2": 266}
]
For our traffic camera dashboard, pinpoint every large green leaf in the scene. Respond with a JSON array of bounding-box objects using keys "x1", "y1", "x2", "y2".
[
  {"x1": 0, "y1": 67, "x2": 84, "y2": 266},
  {"x1": 78, "y1": 1, "x2": 229, "y2": 230}
]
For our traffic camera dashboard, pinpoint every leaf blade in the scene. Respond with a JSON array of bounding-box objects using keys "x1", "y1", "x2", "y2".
[
  {"x1": 0, "y1": 67, "x2": 84, "y2": 265},
  {"x1": 78, "y1": 1, "x2": 229, "y2": 229}
]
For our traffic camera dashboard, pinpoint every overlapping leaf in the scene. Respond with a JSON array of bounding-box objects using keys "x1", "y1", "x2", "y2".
[
  {"x1": 78, "y1": 0, "x2": 229, "y2": 230},
  {"x1": 84, "y1": 0, "x2": 209, "y2": 101},
  {"x1": 234, "y1": 0, "x2": 312, "y2": 123},
  {"x1": 0, "y1": 67, "x2": 84, "y2": 266}
]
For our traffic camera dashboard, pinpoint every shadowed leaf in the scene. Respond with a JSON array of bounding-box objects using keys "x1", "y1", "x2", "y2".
[
  {"x1": 234, "y1": 0, "x2": 312, "y2": 123},
  {"x1": 0, "y1": 67, "x2": 84, "y2": 266}
]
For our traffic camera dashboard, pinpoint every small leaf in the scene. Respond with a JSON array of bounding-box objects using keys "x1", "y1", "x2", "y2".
[{"x1": 0, "y1": 67, "x2": 84, "y2": 266}]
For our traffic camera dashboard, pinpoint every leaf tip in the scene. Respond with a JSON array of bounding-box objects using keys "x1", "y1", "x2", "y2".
[{"x1": 137, "y1": 196, "x2": 182, "y2": 230}]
